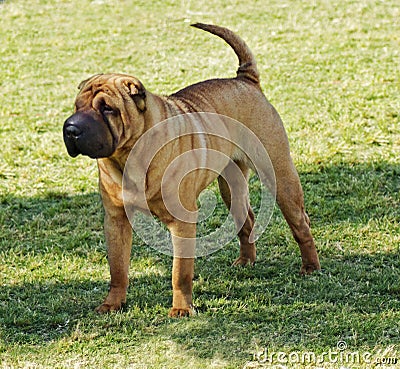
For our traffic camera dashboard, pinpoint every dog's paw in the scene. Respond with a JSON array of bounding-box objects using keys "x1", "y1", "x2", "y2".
[
  {"x1": 95, "y1": 288, "x2": 127, "y2": 314},
  {"x1": 299, "y1": 263, "x2": 321, "y2": 275},
  {"x1": 168, "y1": 306, "x2": 195, "y2": 318},
  {"x1": 95, "y1": 302, "x2": 123, "y2": 314},
  {"x1": 232, "y1": 256, "x2": 255, "y2": 266}
]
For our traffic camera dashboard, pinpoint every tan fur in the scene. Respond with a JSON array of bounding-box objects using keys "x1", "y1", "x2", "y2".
[{"x1": 66, "y1": 23, "x2": 320, "y2": 317}]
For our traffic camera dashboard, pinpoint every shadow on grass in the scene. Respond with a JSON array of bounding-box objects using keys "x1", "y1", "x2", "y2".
[
  {"x1": 0, "y1": 161, "x2": 399, "y2": 362},
  {"x1": 302, "y1": 161, "x2": 400, "y2": 225}
]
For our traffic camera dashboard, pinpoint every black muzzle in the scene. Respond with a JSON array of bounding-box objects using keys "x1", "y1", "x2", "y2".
[{"x1": 63, "y1": 112, "x2": 115, "y2": 159}]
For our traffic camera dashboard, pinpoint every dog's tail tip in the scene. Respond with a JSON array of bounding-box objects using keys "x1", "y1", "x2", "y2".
[
  {"x1": 191, "y1": 23, "x2": 260, "y2": 84},
  {"x1": 190, "y1": 22, "x2": 208, "y2": 30}
]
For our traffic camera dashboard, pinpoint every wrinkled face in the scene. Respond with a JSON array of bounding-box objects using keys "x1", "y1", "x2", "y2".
[{"x1": 63, "y1": 73, "x2": 146, "y2": 159}]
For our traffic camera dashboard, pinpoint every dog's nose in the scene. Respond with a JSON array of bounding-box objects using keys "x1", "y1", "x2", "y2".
[{"x1": 64, "y1": 124, "x2": 82, "y2": 139}]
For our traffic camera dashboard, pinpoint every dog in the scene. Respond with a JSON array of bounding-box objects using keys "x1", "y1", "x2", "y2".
[{"x1": 63, "y1": 23, "x2": 321, "y2": 317}]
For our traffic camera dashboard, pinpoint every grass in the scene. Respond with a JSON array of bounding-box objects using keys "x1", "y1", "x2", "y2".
[{"x1": 0, "y1": 0, "x2": 399, "y2": 368}]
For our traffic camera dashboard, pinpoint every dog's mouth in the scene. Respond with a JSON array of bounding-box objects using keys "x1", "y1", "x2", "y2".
[
  {"x1": 63, "y1": 127, "x2": 111, "y2": 158},
  {"x1": 63, "y1": 112, "x2": 116, "y2": 159}
]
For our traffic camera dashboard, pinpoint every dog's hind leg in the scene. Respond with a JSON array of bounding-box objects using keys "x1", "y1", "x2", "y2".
[
  {"x1": 275, "y1": 163, "x2": 321, "y2": 274},
  {"x1": 218, "y1": 161, "x2": 256, "y2": 266}
]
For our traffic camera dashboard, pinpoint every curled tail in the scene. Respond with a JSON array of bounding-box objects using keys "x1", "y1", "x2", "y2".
[{"x1": 191, "y1": 23, "x2": 260, "y2": 84}]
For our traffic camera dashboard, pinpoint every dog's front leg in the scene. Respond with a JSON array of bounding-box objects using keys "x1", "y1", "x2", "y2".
[
  {"x1": 96, "y1": 191, "x2": 133, "y2": 313},
  {"x1": 168, "y1": 222, "x2": 196, "y2": 317}
]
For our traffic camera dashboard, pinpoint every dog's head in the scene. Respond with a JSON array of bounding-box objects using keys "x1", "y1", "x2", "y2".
[{"x1": 63, "y1": 73, "x2": 147, "y2": 159}]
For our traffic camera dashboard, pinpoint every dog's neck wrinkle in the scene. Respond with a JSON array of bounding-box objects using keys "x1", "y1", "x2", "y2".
[
  {"x1": 145, "y1": 93, "x2": 200, "y2": 128},
  {"x1": 102, "y1": 155, "x2": 126, "y2": 174},
  {"x1": 143, "y1": 93, "x2": 170, "y2": 128}
]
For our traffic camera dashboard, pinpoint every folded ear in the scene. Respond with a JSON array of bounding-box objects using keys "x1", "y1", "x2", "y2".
[
  {"x1": 78, "y1": 74, "x2": 103, "y2": 90},
  {"x1": 78, "y1": 79, "x2": 88, "y2": 90},
  {"x1": 123, "y1": 79, "x2": 147, "y2": 112}
]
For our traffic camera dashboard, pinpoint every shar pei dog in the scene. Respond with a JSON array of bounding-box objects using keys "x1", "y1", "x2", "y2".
[{"x1": 63, "y1": 23, "x2": 321, "y2": 317}]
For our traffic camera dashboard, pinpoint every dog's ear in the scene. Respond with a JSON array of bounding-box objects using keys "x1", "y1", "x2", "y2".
[
  {"x1": 78, "y1": 74, "x2": 103, "y2": 90},
  {"x1": 78, "y1": 79, "x2": 89, "y2": 90},
  {"x1": 123, "y1": 79, "x2": 147, "y2": 113}
]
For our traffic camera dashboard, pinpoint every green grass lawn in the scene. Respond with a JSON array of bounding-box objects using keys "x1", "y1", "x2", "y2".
[{"x1": 0, "y1": 0, "x2": 399, "y2": 368}]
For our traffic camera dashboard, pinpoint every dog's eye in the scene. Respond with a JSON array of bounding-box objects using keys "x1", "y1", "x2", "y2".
[{"x1": 102, "y1": 104, "x2": 114, "y2": 114}]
